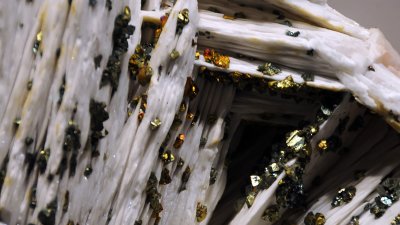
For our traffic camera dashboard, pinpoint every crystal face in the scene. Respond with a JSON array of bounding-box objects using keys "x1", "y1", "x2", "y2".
[
  {"x1": 286, "y1": 130, "x2": 306, "y2": 152},
  {"x1": 1, "y1": 1, "x2": 400, "y2": 225}
]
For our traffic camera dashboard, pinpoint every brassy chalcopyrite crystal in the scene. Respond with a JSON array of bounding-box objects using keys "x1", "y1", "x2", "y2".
[{"x1": 0, "y1": 0, "x2": 400, "y2": 225}]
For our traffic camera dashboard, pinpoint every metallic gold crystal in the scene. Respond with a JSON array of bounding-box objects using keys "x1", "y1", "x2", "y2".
[
  {"x1": 268, "y1": 163, "x2": 280, "y2": 173},
  {"x1": 176, "y1": 9, "x2": 189, "y2": 34},
  {"x1": 150, "y1": 118, "x2": 162, "y2": 130},
  {"x1": 179, "y1": 103, "x2": 186, "y2": 112},
  {"x1": 173, "y1": 134, "x2": 185, "y2": 149},
  {"x1": 317, "y1": 140, "x2": 328, "y2": 152},
  {"x1": 261, "y1": 205, "x2": 280, "y2": 222},
  {"x1": 184, "y1": 77, "x2": 199, "y2": 100},
  {"x1": 170, "y1": 49, "x2": 180, "y2": 59},
  {"x1": 350, "y1": 216, "x2": 360, "y2": 225},
  {"x1": 200, "y1": 137, "x2": 207, "y2": 147},
  {"x1": 161, "y1": 150, "x2": 175, "y2": 164},
  {"x1": 203, "y1": 48, "x2": 230, "y2": 68},
  {"x1": 391, "y1": 214, "x2": 400, "y2": 225},
  {"x1": 331, "y1": 186, "x2": 356, "y2": 208},
  {"x1": 138, "y1": 109, "x2": 145, "y2": 121},
  {"x1": 160, "y1": 15, "x2": 168, "y2": 27},
  {"x1": 207, "y1": 114, "x2": 217, "y2": 124},
  {"x1": 223, "y1": 15, "x2": 235, "y2": 20},
  {"x1": 268, "y1": 76, "x2": 301, "y2": 91},
  {"x1": 286, "y1": 130, "x2": 306, "y2": 152},
  {"x1": 178, "y1": 9, "x2": 189, "y2": 25},
  {"x1": 154, "y1": 28, "x2": 162, "y2": 43},
  {"x1": 123, "y1": 6, "x2": 131, "y2": 21},
  {"x1": 315, "y1": 213, "x2": 326, "y2": 225},
  {"x1": 196, "y1": 203, "x2": 207, "y2": 222},
  {"x1": 304, "y1": 212, "x2": 315, "y2": 225},
  {"x1": 258, "y1": 62, "x2": 281, "y2": 76},
  {"x1": 159, "y1": 168, "x2": 172, "y2": 185},
  {"x1": 210, "y1": 168, "x2": 218, "y2": 185},
  {"x1": 36, "y1": 31, "x2": 43, "y2": 42},
  {"x1": 245, "y1": 192, "x2": 256, "y2": 208},
  {"x1": 171, "y1": 117, "x2": 182, "y2": 130},
  {"x1": 250, "y1": 175, "x2": 261, "y2": 187},
  {"x1": 14, "y1": 117, "x2": 21, "y2": 127}
]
